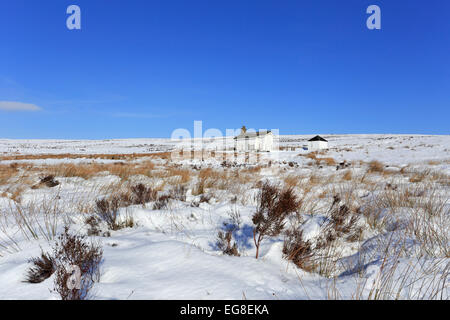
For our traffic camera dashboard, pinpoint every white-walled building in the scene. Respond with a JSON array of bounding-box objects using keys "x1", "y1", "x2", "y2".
[
  {"x1": 234, "y1": 129, "x2": 274, "y2": 152},
  {"x1": 308, "y1": 135, "x2": 328, "y2": 151}
]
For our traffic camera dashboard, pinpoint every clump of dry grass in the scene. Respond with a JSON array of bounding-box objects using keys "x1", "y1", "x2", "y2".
[
  {"x1": 166, "y1": 167, "x2": 191, "y2": 183},
  {"x1": 168, "y1": 185, "x2": 187, "y2": 202},
  {"x1": 407, "y1": 200, "x2": 449, "y2": 257},
  {"x1": 308, "y1": 174, "x2": 321, "y2": 185},
  {"x1": 6, "y1": 198, "x2": 61, "y2": 242},
  {"x1": 242, "y1": 165, "x2": 263, "y2": 174},
  {"x1": 407, "y1": 169, "x2": 444, "y2": 184},
  {"x1": 368, "y1": 160, "x2": 385, "y2": 173},
  {"x1": 409, "y1": 173, "x2": 425, "y2": 183},
  {"x1": 191, "y1": 179, "x2": 206, "y2": 196},
  {"x1": 9, "y1": 185, "x2": 28, "y2": 203},
  {"x1": 198, "y1": 168, "x2": 220, "y2": 180},
  {"x1": 0, "y1": 152, "x2": 169, "y2": 162},
  {"x1": 284, "y1": 175, "x2": 300, "y2": 188},
  {"x1": 300, "y1": 152, "x2": 335, "y2": 166},
  {"x1": 197, "y1": 168, "x2": 235, "y2": 189},
  {"x1": 321, "y1": 157, "x2": 336, "y2": 166},
  {"x1": 40, "y1": 161, "x2": 155, "y2": 180},
  {"x1": 302, "y1": 152, "x2": 317, "y2": 161},
  {"x1": 0, "y1": 163, "x2": 19, "y2": 185},
  {"x1": 342, "y1": 170, "x2": 352, "y2": 181}
]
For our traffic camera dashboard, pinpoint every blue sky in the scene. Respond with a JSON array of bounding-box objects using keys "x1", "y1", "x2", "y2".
[{"x1": 0, "y1": 0, "x2": 449, "y2": 139}]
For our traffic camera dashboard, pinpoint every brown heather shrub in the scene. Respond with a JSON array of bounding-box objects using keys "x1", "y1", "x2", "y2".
[
  {"x1": 95, "y1": 197, "x2": 121, "y2": 230},
  {"x1": 25, "y1": 251, "x2": 56, "y2": 283},
  {"x1": 283, "y1": 229, "x2": 313, "y2": 271},
  {"x1": 330, "y1": 203, "x2": 358, "y2": 235},
  {"x1": 27, "y1": 227, "x2": 103, "y2": 300},
  {"x1": 216, "y1": 230, "x2": 240, "y2": 257},
  {"x1": 85, "y1": 216, "x2": 102, "y2": 236},
  {"x1": 252, "y1": 183, "x2": 299, "y2": 259},
  {"x1": 94, "y1": 193, "x2": 135, "y2": 231},
  {"x1": 315, "y1": 195, "x2": 361, "y2": 247},
  {"x1": 151, "y1": 185, "x2": 187, "y2": 209},
  {"x1": 130, "y1": 183, "x2": 157, "y2": 205},
  {"x1": 153, "y1": 194, "x2": 170, "y2": 210},
  {"x1": 53, "y1": 227, "x2": 103, "y2": 300},
  {"x1": 38, "y1": 175, "x2": 60, "y2": 188}
]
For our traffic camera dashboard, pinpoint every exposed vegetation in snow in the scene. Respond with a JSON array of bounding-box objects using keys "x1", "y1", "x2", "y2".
[{"x1": 0, "y1": 135, "x2": 448, "y2": 299}]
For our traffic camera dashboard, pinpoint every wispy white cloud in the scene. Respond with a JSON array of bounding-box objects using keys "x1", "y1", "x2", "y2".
[{"x1": 0, "y1": 101, "x2": 42, "y2": 112}]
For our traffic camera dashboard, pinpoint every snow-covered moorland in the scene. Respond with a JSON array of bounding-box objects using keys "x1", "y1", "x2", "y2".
[{"x1": 0, "y1": 134, "x2": 448, "y2": 300}]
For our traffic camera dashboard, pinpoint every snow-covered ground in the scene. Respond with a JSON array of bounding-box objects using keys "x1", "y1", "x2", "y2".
[
  {"x1": 0, "y1": 138, "x2": 173, "y2": 155},
  {"x1": 1, "y1": 134, "x2": 449, "y2": 165},
  {"x1": 0, "y1": 134, "x2": 447, "y2": 156},
  {"x1": 0, "y1": 135, "x2": 448, "y2": 300}
]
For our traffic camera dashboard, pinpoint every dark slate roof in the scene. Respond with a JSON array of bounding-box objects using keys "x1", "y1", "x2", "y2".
[
  {"x1": 308, "y1": 135, "x2": 328, "y2": 142},
  {"x1": 234, "y1": 131, "x2": 272, "y2": 140}
]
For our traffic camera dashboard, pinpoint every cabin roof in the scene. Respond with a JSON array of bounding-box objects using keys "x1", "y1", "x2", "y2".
[
  {"x1": 308, "y1": 135, "x2": 328, "y2": 142},
  {"x1": 234, "y1": 131, "x2": 272, "y2": 140}
]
